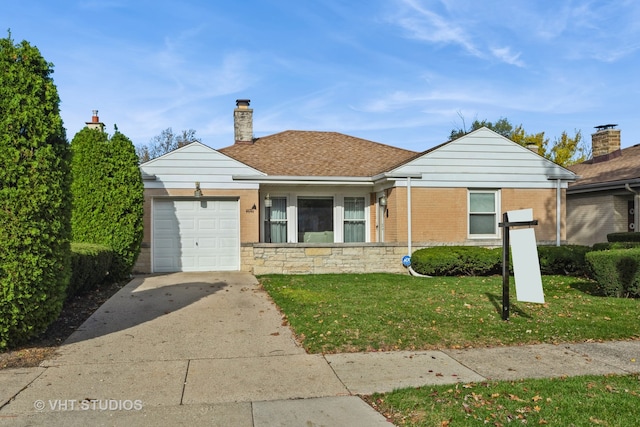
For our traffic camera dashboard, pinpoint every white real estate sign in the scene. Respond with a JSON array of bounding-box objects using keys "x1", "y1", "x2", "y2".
[{"x1": 508, "y1": 209, "x2": 545, "y2": 304}]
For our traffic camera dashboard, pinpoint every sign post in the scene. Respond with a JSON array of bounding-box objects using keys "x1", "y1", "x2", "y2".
[{"x1": 499, "y1": 209, "x2": 543, "y2": 321}]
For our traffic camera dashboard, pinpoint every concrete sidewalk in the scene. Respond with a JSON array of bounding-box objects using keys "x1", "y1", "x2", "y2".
[{"x1": 1, "y1": 272, "x2": 639, "y2": 426}]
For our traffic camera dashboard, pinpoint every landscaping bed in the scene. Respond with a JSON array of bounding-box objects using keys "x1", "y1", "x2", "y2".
[{"x1": 0, "y1": 280, "x2": 126, "y2": 370}]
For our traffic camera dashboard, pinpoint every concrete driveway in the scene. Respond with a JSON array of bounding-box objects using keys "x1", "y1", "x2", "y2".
[{"x1": 0, "y1": 272, "x2": 392, "y2": 426}]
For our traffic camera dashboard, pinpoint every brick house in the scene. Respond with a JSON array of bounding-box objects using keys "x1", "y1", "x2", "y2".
[
  {"x1": 567, "y1": 125, "x2": 640, "y2": 246},
  {"x1": 135, "y1": 100, "x2": 576, "y2": 274}
]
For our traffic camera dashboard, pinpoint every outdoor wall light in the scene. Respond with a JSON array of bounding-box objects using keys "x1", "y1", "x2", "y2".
[
  {"x1": 379, "y1": 195, "x2": 387, "y2": 206},
  {"x1": 194, "y1": 182, "x2": 202, "y2": 198},
  {"x1": 264, "y1": 193, "x2": 273, "y2": 208}
]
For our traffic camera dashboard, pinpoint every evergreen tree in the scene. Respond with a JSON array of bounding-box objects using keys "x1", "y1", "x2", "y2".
[
  {"x1": 0, "y1": 34, "x2": 71, "y2": 349},
  {"x1": 71, "y1": 127, "x2": 144, "y2": 280}
]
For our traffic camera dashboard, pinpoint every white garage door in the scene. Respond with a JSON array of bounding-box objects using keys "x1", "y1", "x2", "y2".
[{"x1": 153, "y1": 199, "x2": 239, "y2": 272}]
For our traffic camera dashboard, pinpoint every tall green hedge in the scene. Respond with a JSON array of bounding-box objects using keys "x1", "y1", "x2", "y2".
[
  {"x1": 0, "y1": 35, "x2": 71, "y2": 349},
  {"x1": 71, "y1": 128, "x2": 144, "y2": 281}
]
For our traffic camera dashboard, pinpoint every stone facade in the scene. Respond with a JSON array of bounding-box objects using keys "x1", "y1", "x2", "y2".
[{"x1": 242, "y1": 243, "x2": 413, "y2": 275}]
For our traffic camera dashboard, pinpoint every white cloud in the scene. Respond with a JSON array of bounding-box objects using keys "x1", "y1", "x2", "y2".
[
  {"x1": 490, "y1": 46, "x2": 525, "y2": 67},
  {"x1": 391, "y1": 0, "x2": 482, "y2": 57}
]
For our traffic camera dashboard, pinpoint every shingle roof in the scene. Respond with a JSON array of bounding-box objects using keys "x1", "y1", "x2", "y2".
[
  {"x1": 569, "y1": 145, "x2": 640, "y2": 188},
  {"x1": 218, "y1": 130, "x2": 418, "y2": 177}
]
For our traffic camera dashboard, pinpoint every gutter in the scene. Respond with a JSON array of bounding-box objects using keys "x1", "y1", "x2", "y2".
[
  {"x1": 231, "y1": 175, "x2": 375, "y2": 185},
  {"x1": 567, "y1": 178, "x2": 640, "y2": 195},
  {"x1": 231, "y1": 172, "x2": 423, "y2": 186}
]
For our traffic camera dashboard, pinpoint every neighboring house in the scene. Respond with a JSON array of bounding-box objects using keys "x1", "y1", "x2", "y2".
[
  {"x1": 567, "y1": 125, "x2": 640, "y2": 246},
  {"x1": 134, "y1": 100, "x2": 576, "y2": 274}
]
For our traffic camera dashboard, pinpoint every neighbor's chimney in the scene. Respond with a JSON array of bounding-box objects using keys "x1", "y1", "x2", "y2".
[
  {"x1": 592, "y1": 124, "x2": 621, "y2": 159},
  {"x1": 526, "y1": 143, "x2": 539, "y2": 154},
  {"x1": 85, "y1": 110, "x2": 105, "y2": 132},
  {"x1": 234, "y1": 99, "x2": 253, "y2": 143}
]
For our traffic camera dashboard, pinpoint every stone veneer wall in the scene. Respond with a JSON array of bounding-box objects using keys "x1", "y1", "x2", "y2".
[{"x1": 241, "y1": 243, "x2": 413, "y2": 275}]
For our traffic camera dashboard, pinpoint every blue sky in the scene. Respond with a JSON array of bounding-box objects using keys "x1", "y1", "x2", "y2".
[{"x1": 4, "y1": 1, "x2": 640, "y2": 153}]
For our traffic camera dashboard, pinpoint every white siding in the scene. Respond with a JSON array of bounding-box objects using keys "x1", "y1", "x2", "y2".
[
  {"x1": 141, "y1": 142, "x2": 264, "y2": 190},
  {"x1": 391, "y1": 128, "x2": 576, "y2": 189}
]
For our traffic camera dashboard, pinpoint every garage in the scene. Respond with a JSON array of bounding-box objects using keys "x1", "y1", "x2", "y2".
[{"x1": 153, "y1": 199, "x2": 240, "y2": 272}]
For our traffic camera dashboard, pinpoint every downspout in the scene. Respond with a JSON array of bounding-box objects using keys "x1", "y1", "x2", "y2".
[
  {"x1": 625, "y1": 183, "x2": 639, "y2": 232},
  {"x1": 556, "y1": 179, "x2": 561, "y2": 246},
  {"x1": 407, "y1": 176, "x2": 412, "y2": 256}
]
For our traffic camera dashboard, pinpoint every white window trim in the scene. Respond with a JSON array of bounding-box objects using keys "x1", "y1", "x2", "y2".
[
  {"x1": 342, "y1": 196, "x2": 368, "y2": 243},
  {"x1": 261, "y1": 190, "x2": 371, "y2": 243},
  {"x1": 468, "y1": 189, "x2": 501, "y2": 239}
]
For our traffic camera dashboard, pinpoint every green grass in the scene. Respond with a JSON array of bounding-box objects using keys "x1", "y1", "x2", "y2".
[
  {"x1": 260, "y1": 274, "x2": 640, "y2": 354},
  {"x1": 261, "y1": 273, "x2": 640, "y2": 425},
  {"x1": 366, "y1": 374, "x2": 640, "y2": 426}
]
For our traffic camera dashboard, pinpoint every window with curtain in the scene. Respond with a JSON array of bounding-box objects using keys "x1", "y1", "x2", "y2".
[
  {"x1": 344, "y1": 197, "x2": 365, "y2": 242},
  {"x1": 267, "y1": 197, "x2": 287, "y2": 243},
  {"x1": 469, "y1": 190, "x2": 498, "y2": 236}
]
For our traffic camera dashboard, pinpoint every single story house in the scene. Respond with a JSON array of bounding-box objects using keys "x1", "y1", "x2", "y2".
[
  {"x1": 567, "y1": 125, "x2": 640, "y2": 246},
  {"x1": 134, "y1": 100, "x2": 577, "y2": 274}
]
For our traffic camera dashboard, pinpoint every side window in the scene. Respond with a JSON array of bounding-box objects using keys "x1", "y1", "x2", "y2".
[
  {"x1": 469, "y1": 190, "x2": 498, "y2": 237},
  {"x1": 267, "y1": 197, "x2": 287, "y2": 243},
  {"x1": 344, "y1": 197, "x2": 365, "y2": 242}
]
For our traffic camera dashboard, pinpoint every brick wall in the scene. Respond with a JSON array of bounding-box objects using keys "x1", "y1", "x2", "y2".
[
  {"x1": 502, "y1": 188, "x2": 564, "y2": 242},
  {"x1": 383, "y1": 187, "x2": 562, "y2": 243},
  {"x1": 591, "y1": 128, "x2": 621, "y2": 157}
]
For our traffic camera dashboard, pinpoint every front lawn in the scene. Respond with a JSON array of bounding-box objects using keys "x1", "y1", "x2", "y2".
[
  {"x1": 260, "y1": 274, "x2": 640, "y2": 354},
  {"x1": 366, "y1": 374, "x2": 640, "y2": 426}
]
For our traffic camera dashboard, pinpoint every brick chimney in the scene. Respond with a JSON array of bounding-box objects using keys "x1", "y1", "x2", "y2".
[
  {"x1": 591, "y1": 124, "x2": 620, "y2": 160},
  {"x1": 85, "y1": 110, "x2": 105, "y2": 132},
  {"x1": 234, "y1": 99, "x2": 253, "y2": 143}
]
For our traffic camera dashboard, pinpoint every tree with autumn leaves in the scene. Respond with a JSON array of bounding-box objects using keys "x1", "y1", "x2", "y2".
[{"x1": 449, "y1": 117, "x2": 588, "y2": 167}]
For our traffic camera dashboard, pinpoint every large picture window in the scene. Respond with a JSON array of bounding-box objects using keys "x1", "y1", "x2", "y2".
[
  {"x1": 344, "y1": 197, "x2": 365, "y2": 242},
  {"x1": 469, "y1": 190, "x2": 499, "y2": 236},
  {"x1": 298, "y1": 197, "x2": 334, "y2": 243}
]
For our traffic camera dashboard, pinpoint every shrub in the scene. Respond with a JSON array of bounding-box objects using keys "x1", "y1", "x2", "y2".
[
  {"x1": 537, "y1": 245, "x2": 590, "y2": 276},
  {"x1": 585, "y1": 248, "x2": 640, "y2": 297},
  {"x1": 68, "y1": 243, "x2": 113, "y2": 298},
  {"x1": 71, "y1": 128, "x2": 144, "y2": 281},
  {"x1": 592, "y1": 242, "x2": 640, "y2": 251},
  {"x1": 0, "y1": 35, "x2": 71, "y2": 350},
  {"x1": 411, "y1": 245, "x2": 590, "y2": 278},
  {"x1": 411, "y1": 246, "x2": 502, "y2": 276},
  {"x1": 607, "y1": 232, "x2": 640, "y2": 242}
]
